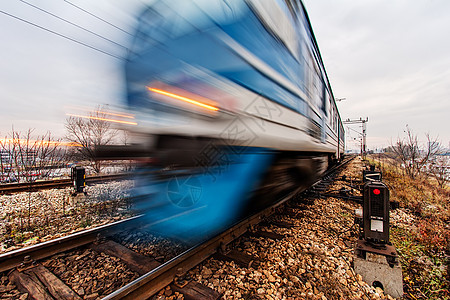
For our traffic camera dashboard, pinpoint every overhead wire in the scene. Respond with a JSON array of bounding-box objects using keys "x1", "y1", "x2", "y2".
[
  {"x1": 63, "y1": 0, "x2": 133, "y2": 36},
  {"x1": 18, "y1": 0, "x2": 130, "y2": 51},
  {"x1": 346, "y1": 126, "x2": 362, "y2": 150},
  {"x1": 346, "y1": 126, "x2": 363, "y2": 136},
  {"x1": 0, "y1": 9, "x2": 126, "y2": 61}
]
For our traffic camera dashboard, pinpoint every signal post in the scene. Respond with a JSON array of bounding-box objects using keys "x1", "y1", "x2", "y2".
[{"x1": 354, "y1": 172, "x2": 403, "y2": 298}]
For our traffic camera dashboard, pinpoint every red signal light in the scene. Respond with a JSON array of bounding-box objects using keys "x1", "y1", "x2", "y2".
[{"x1": 373, "y1": 188, "x2": 381, "y2": 195}]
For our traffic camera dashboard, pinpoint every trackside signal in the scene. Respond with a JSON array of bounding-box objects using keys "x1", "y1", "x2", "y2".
[
  {"x1": 71, "y1": 166, "x2": 86, "y2": 195},
  {"x1": 354, "y1": 170, "x2": 403, "y2": 298},
  {"x1": 363, "y1": 181, "x2": 390, "y2": 243}
]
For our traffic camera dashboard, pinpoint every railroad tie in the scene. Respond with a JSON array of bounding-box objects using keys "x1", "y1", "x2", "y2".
[
  {"x1": 90, "y1": 240, "x2": 161, "y2": 275},
  {"x1": 214, "y1": 249, "x2": 258, "y2": 269},
  {"x1": 170, "y1": 281, "x2": 222, "y2": 300},
  {"x1": 250, "y1": 230, "x2": 285, "y2": 240},
  {"x1": 9, "y1": 264, "x2": 81, "y2": 300}
]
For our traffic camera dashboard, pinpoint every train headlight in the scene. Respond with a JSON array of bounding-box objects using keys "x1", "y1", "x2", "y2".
[{"x1": 146, "y1": 82, "x2": 220, "y2": 116}]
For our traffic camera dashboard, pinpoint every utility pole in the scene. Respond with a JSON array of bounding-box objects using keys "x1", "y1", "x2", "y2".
[{"x1": 343, "y1": 117, "x2": 368, "y2": 160}]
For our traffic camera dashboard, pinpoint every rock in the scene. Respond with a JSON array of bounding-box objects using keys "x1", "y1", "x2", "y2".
[
  {"x1": 19, "y1": 293, "x2": 28, "y2": 300},
  {"x1": 162, "y1": 159, "x2": 394, "y2": 300},
  {"x1": 5, "y1": 284, "x2": 15, "y2": 292},
  {"x1": 85, "y1": 293, "x2": 99, "y2": 300},
  {"x1": 77, "y1": 287, "x2": 85, "y2": 296},
  {"x1": 164, "y1": 288, "x2": 172, "y2": 297},
  {"x1": 202, "y1": 267, "x2": 212, "y2": 278},
  {"x1": 267, "y1": 274, "x2": 276, "y2": 282}
]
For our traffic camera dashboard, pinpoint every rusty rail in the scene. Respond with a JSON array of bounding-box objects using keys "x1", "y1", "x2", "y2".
[
  {"x1": 103, "y1": 157, "x2": 353, "y2": 299},
  {"x1": 0, "y1": 215, "x2": 143, "y2": 273},
  {"x1": 0, "y1": 173, "x2": 131, "y2": 194}
]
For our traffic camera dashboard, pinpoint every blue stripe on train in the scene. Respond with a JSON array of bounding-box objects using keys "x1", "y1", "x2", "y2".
[{"x1": 134, "y1": 148, "x2": 274, "y2": 238}]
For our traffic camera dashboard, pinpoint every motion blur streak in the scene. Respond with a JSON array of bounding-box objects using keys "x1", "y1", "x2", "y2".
[
  {"x1": 65, "y1": 113, "x2": 138, "y2": 125},
  {"x1": 147, "y1": 87, "x2": 219, "y2": 112},
  {"x1": 133, "y1": 149, "x2": 274, "y2": 241},
  {"x1": 99, "y1": 111, "x2": 135, "y2": 119},
  {"x1": 119, "y1": 0, "x2": 345, "y2": 241},
  {"x1": 0, "y1": 138, "x2": 81, "y2": 147}
]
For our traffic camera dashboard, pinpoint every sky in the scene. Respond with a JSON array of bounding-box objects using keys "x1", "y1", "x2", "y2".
[
  {"x1": 1, "y1": 0, "x2": 449, "y2": 151},
  {"x1": 303, "y1": 0, "x2": 450, "y2": 150},
  {"x1": 0, "y1": 0, "x2": 143, "y2": 137}
]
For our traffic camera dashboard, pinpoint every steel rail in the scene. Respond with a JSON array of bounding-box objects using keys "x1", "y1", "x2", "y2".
[
  {"x1": 0, "y1": 215, "x2": 144, "y2": 273},
  {"x1": 103, "y1": 157, "x2": 353, "y2": 300},
  {"x1": 0, "y1": 157, "x2": 353, "y2": 298},
  {"x1": 0, "y1": 173, "x2": 130, "y2": 194},
  {"x1": 316, "y1": 156, "x2": 354, "y2": 182}
]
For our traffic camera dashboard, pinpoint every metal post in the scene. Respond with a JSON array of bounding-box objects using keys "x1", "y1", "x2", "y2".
[
  {"x1": 343, "y1": 117, "x2": 368, "y2": 159},
  {"x1": 362, "y1": 119, "x2": 367, "y2": 160}
]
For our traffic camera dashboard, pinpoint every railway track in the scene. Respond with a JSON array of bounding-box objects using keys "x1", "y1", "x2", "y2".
[
  {"x1": 0, "y1": 173, "x2": 130, "y2": 194},
  {"x1": 0, "y1": 157, "x2": 353, "y2": 300}
]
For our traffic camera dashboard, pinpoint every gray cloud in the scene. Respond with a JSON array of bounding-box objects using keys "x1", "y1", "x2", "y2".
[
  {"x1": 1, "y1": 1, "x2": 449, "y2": 150},
  {"x1": 303, "y1": 0, "x2": 450, "y2": 149},
  {"x1": 0, "y1": 0, "x2": 143, "y2": 137}
]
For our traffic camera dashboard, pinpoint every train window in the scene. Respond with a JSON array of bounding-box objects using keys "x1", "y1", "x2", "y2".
[
  {"x1": 321, "y1": 82, "x2": 327, "y2": 113},
  {"x1": 335, "y1": 112, "x2": 338, "y2": 131},
  {"x1": 311, "y1": 67, "x2": 322, "y2": 110},
  {"x1": 248, "y1": 0, "x2": 299, "y2": 59},
  {"x1": 328, "y1": 96, "x2": 333, "y2": 122}
]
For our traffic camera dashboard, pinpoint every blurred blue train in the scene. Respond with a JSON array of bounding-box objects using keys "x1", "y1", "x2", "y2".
[{"x1": 122, "y1": 0, "x2": 344, "y2": 238}]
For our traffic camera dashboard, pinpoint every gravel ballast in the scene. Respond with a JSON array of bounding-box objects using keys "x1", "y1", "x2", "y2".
[
  {"x1": 0, "y1": 180, "x2": 134, "y2": 253},
  {"x1": 181, "y1": 159, "x2": 397, "y2": 299}
]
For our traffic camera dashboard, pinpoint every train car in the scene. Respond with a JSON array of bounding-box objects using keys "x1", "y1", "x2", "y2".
[{"x1": 123, "y1": 0, "x2": 344, "y2": 237}]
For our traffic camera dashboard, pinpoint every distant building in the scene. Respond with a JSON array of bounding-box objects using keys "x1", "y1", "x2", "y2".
[
  {"x1": 0, "y1": 149, "x2": 38, "y2": 166},
  {"x1": 0, "y1": 150, "x2": 11, "y2": 164}
]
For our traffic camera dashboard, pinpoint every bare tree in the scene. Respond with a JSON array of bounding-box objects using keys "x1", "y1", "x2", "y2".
[
  {"x1": 0, "y1": 128, "x2": 68, "y2": 230},
  {"x1": 391, "y1": 126, "x2": 440, "y2": 179},
  {"x1": 0, "y1": 137, "x2": 14, "y2": 183},
  {"x1": 429, "y1": 154, "x2": 449, "y2": 188},
  {"x1": 0, "y1": 129, "x2": 67, "y2": 183},
  {"x1": 65, "y1": 106, "x2": 118, "y2": 173}
]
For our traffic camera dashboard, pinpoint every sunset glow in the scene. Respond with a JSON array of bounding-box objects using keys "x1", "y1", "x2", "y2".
[
  {"x1": 0, "y1": 138, "x2": 81, "y2": 147},
  {"x1": 66, "y1": 113, "x2": 138, "y2": 125}
]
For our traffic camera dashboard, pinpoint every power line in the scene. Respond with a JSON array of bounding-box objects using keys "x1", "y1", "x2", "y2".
[
  {"x1": 0, "y1": 9, "x2": 125, "y2": 61},
  {"x1": 63, "y1": 0, "x2": 133, "y2": 36},
  {"x1": 19, "y1": 0, "x2": 129, "y2": 51},
  {"x1": 346, "y1": 126, "x2": 363, "y2": 136}
]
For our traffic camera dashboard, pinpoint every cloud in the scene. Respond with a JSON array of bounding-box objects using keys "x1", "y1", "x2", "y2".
[
  {"x1": 304, "y1": 0, "x2": 450, "y2": 149},
  {"x1": 0, "y1": 0, "x2": 143, "y2": 136},
  {"x1": 1, "y1": 0, "x2": 449, "y2": 149}
]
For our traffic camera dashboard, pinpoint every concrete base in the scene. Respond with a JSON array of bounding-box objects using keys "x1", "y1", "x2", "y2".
[{"x1": 354, "y1": 252, "x2": 403, "y2": 298}]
